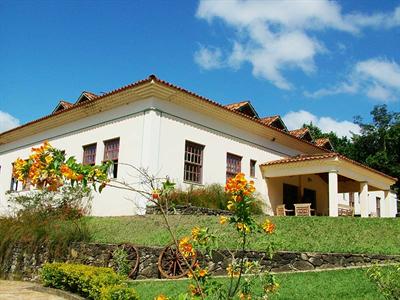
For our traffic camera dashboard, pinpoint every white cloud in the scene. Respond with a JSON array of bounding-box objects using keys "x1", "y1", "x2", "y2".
[
  {"x1": 194, "y1": 45, "x2": 224, "y2": 70},
  {"x1": 195, "y1": 0, "x2": 400, "y2": 89},
  {"x1": 305, "y1": 58, "x2": 400, "y2": 101},
  {"x1": 282, "y1": 110, "x2": 360, "y2": 138},
  {"x1": 0, "y1": 111, "x2": 20, "y2": 133}
]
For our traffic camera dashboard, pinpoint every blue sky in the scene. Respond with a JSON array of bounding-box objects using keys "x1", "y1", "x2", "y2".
[{"x1": 0, "y1": 0, "x2": 399, "y2": 137}]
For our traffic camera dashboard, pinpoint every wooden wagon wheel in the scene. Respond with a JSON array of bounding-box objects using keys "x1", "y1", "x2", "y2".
[
  {"x1": 158, "y1": 242, "x2": 197, "y2": 279},
  {"x1": 114, "y1": 243, "x2": 140, "y2": 279}
]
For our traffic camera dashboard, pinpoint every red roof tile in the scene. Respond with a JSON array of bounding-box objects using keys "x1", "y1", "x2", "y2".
[
  {"x1": 59, "y1": 100, "x2": 74, "y2": 109},
  {"x1": 260, "y1": 115, "x2": 280, "y2": 125},
  {"x1": 224, "y1": 101, "x2": 250, "y2": 110},
  {"x1": 315, "y1": 138, "x2": 330, "y2": 147},
  {"x1": 289, "y1": 128, "x2": 310, "y2": 138}
]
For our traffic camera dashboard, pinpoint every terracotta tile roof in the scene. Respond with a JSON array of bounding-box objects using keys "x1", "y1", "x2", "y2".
[
  {"x1": 260, "y1": 115, "x2": 280, "y2": 125},
  {"x1": 289, "y1": 128, "x2": 310, "y2": 138},
  {"x1": 82, "y1": 91, "x2": 98, "y2": 100},
  {"x1": 0, "y1": 75, "x2": 328, "y2": 153},
  {"x1": 224, "y1": 101, "x2": 250, "y2": 110},
  {"x1": 315, "y1": 138, "x2": 330, "y2": 147},
  {"x1": 59, "y1": 100, "x2": 74, "y2": 109},
  {"x1": 261, "y1": 153, "x2": 397, "y2": 181}
]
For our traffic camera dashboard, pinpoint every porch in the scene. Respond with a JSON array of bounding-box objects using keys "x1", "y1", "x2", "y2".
[{"x1": 260, "y1": 153, "x2": 397, "y2": 217}]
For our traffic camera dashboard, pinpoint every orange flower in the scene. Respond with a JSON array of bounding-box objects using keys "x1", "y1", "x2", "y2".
[
  {"x1": 178, "y1": 237, "x2": 196, "y2": 258},
  {"x1": 262, "y1": 219, "x2": 275, "y2": 234},
  {"x1": 198, "y1": 268, "x2": 207, "y2": 277},
  {"x1": 152, "y1": 190, "x2": 160, "y2": 200}
]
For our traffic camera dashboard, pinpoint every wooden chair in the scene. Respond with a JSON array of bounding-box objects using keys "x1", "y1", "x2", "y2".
[
  {"x1": 338, "y1": 204, "x2": 354, "y2": 216},
  {"x1": 294, "y1": 203, "x2": 312, "y2": 216},
  {"x1": 276, "y1": 204, "x2": 293, "y2": 216}
]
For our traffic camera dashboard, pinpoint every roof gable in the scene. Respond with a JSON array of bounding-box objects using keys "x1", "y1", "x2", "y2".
[
  {"x1": 290, "y1": 128, "x2": 313, "y2": 142},
  {"x1": 315, "y1": 138, "x2": 334, "y2": 151},
  {"x1": 260, "y1": 115, "x2": 287, "y2": 131},
  {"x1": 75, "y1": 91, "x2": 98, "y2": 104},
  {"x1": 52, "y1": 100, "x2": 74, "y2": 114},
  {"x1": 224, "y1": 101, "x2": 259, "y2": 118}
]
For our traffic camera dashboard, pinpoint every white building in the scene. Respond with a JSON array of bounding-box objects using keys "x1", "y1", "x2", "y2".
[{"x1": 0, "y1": 75, "x2": 397, "y2": 217}]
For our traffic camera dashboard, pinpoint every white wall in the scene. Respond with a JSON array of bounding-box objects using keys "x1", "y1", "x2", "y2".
[
  {"x1": 0, "y1": 98, "x2": 154, "y2": 216},
  {"x1": 338, "y1": 191, "x2": 398, "y2": 217},
  {"x1": 150, "y1": 99, "x2": 300, "y2": 214}
]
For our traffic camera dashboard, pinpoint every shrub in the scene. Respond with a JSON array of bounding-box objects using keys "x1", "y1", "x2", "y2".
[
  {"x1": 41, "y1": 263, "x2": 138, "y2": 300},
  {"x1": 367, "y1": 265, "x2": 400, "y2": 299},
  {"x1": 7, "y1": 185, "x2": 92, "y2": 220},
  {"x1": 164, "y1": 183, "x2": 264, "y2": 213},
  {"x1": 0, "y1": 186, "x2": 92, "y2": 264}
]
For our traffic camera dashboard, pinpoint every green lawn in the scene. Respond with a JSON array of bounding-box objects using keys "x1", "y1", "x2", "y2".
[
  {"x1": 86, "y1": 215, "x2": 400, "y2": 255},
  {"x1": 129, "y1": 268, "x2": 383, "y2": 299}
]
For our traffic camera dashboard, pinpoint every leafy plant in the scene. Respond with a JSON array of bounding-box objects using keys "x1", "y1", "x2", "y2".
[
  {"x1": 367, "y1": 265, "x2": 400, "y2": 299},
  {"x1": 112, "y1": 248, "x2": 131, "y2": 276},
  {"x1": 41, "y1": 263, "x2": 138, "y2": 300}
]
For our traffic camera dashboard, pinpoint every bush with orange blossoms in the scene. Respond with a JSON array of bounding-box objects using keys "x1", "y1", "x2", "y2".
[{"x1": 12, "y1": 142, "x2": 110, "y2": 192}]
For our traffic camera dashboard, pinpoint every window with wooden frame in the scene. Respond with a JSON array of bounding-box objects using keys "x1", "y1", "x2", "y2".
[
  {"x1": 10, "y1": 163, "x2": 18, "y2": 192},
  {"x1": 250, "y1": 159, "x2": 256, "y2": 178},
  {"x1": 104, "y1": 138, "x2": 120, "y2": 178},
  {"x1": 183, "y1": 141, "x2": 204, "y2": 184},
  {"x1": 83, "y1": 143, "x2": 97, "y2": 166},
  {"x1": 226, "y1": 153, "x2": 242, "y2": 180}
]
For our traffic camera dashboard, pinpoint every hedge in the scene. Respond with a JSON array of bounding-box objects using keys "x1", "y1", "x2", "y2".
[{"x1": 40, "y1": 263, "x2": 138, "y2": 300}]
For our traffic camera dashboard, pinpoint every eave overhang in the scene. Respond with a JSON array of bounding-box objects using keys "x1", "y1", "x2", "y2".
[{"x1": 260, "y1": 154, "x2": 397, "y2": 191}]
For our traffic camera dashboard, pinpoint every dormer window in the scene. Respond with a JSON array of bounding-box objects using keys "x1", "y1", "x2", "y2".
[
  {"x1": 75, "y1": 91, "x2": 98, "y2": 104},
  {"x1": 224, "y1": 101, "x2": 259, "y2": 118},
  {"x1": 52, "y1": 100, "x2": 73, "y2": 114}
]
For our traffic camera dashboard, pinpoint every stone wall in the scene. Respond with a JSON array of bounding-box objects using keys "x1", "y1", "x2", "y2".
[
  {"x1": 146, "y1": 205, "x2": 232, "y2": 216},
  {"x1": 1, "y1": 242, "x2": 400, "y2": 281}
]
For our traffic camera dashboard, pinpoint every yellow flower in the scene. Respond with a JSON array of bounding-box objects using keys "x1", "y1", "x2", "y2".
[
  {"x1": 264, "y1": 283, "x2": 280, "y2": 293},
  {"x1": 155, "y1": 295, "x2": 169, "y2": 300},
  {"x1": 236, "y1": 222, "x2": 250, "y2": 233},
  {"x1": 226, "y1": 264, "x2": 240, "y2": 277},
  {"x1": 191, "y1": 226, "x2": 200, "y2": 241},
  {"x1": 262, "y1": 219, "x2": 275, "y2": 234},
  {"x1": 227, "y1": 201, "x2": 235, "y2": 211},
  {"x1": 239, "y1": 292, "x2": 252, "y2": 300},
  {"x1": 219, "y1": 216, "x2": 228, "y2": 225},
  {"x1": 44, "y1": 155, "x2": 53, "y2": 164}
]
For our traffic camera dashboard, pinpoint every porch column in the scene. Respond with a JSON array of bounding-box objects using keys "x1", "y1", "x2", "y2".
[
  {"x1": 360, "y1": 182, "x2": 369, "y2": 217},
  {"x1": 328, "y1": 171, "x2": 338, "y2": 217},
  {"x1": 383, "y1": 190, "x2": 392, "y2": 217}
]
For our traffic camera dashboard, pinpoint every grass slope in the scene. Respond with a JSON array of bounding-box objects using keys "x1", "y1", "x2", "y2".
[
  {"x1": 86, "y1": 215, "x2": 400, "y2": 254},
  {"x1": 129, "y1": 268, "x2": 383, "y2": 299}
]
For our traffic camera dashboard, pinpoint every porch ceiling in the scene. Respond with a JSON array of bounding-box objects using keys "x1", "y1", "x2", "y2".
[{"x1": 260, "y1": 153, "x2": 396, "y2": 191}]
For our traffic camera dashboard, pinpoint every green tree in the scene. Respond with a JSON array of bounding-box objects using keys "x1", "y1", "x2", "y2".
[
  {"x1": 302, "y1": 122, "x2": 353, "y2": 157},
  {"x1": 352, "y1": 105, "x2": 400, "y2": 195}
]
